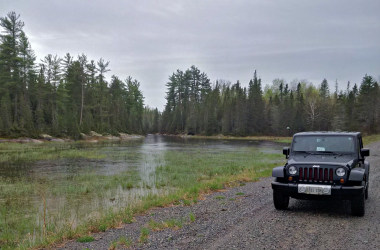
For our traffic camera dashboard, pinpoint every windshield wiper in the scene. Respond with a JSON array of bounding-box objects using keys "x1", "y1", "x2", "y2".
[
  {"x1": 314, "y1": 151, "x2": 347, "y2": 156},
  {"x1": 294, "y1": 150, "x2": 343, "y2": 158},
  {"x1": 316, "y1": 151, "x2": 337, "y2": 154}
]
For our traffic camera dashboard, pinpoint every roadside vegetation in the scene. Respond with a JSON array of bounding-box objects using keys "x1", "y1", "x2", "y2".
[
  {"x1": 0, "y1": 140, "x2": 285, "y2": 249},
  {"x1": 363, "y1": 134, "x2": 380, "y2": 145},
  {"x1": 109, "y1": 236, "x2": 132, "y2": 249}
]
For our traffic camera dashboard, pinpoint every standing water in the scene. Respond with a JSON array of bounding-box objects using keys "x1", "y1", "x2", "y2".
[{"x1": 0, "y1": 135, "x2": 285, "y2": 247}]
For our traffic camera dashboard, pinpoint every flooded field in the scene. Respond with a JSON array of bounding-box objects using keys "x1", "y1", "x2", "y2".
[{"x1": 0, "y1": 135, "x2": 285, "y2": 248}]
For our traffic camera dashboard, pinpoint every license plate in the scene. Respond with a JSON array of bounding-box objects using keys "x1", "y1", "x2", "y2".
[{"x1": 298, "y1": 184, "x2": 331, "y2": 195}]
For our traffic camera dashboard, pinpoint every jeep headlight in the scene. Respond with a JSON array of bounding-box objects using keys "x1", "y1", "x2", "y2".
[
  {"x1": 336, "y1": 167, "x2": 346, "y2": 177},
  {"x1": 288, "y1": 166, "x2": 297, "y2": 175}
]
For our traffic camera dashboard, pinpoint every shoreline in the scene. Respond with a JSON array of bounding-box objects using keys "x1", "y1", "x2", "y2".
[
  {"x1": 0, "y1": 133, "x2": 293, "y2": 144},
  {"x1": 0, "y1": 132, "x2": 146, "y2": 144}
]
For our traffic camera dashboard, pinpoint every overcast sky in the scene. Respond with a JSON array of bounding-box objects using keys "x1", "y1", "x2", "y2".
[{"x1": 2, "y1": 0, "x2": 380, "y2": 110}]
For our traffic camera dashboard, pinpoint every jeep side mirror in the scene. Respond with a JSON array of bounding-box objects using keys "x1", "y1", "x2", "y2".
[
  {"x1": 283, "y1": 147, "x2": 290, "y2": 158},
  {"x1": 361, "y1": 148, "x2": 370, "y2": 157}
]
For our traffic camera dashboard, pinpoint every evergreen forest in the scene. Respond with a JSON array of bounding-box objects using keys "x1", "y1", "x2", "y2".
[
  {"x1": 0, "y1": 12, "x2": 144, "y2": 138},
  {"x1": 1, "y1": 12, "x2": 379, "y2": 138},
  {"x1": 148, "y1": 67, "x2": 379, "y2": 136}
]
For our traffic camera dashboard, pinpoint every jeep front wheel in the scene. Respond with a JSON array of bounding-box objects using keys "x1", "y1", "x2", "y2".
[
  {"x1": 351, "y1": 191, "x2": 365, "y2": 216},
  {"x1": 273, "y1": 190, "x2": 289, "y2": 210}
]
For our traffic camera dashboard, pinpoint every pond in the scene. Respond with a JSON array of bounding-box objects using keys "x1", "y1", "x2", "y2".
[{"x1": 0, "y1": 135, "x2": 285, "y2": 247}]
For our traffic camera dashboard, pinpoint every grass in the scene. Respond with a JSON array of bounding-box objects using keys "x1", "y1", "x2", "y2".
[
  {"x1": 155, "y1": 148, "x2": 284, "y2": 195},
  {"x1": 139, "y1": 227, "x2": 150, "y2": 243},
  {"x1": 236, "y1": 192, "x2": 245, "y2": 196},
  {"x1": 189, "y1": 212, "x2": 196, "y2": 222},
  {"x1": 0, "y1": 163, "x2": 141, "y2": 249},
  {"x1": 76, "y1": 235, "x2": 95, "y2": 243},
  {"x1": 363, "y1": 134, "x2": 380, "y2": 145},
  {"x1": 109, "y1": 236, "x2": 132, "y2": 249},
  {"x1": 98, "y1": 224, "x2": 107, "y2": 232}
]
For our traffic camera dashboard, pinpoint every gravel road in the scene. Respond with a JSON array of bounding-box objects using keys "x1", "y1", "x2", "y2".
[{"x1": 60, "y1": 142, "x2": 380, "y2": 250}]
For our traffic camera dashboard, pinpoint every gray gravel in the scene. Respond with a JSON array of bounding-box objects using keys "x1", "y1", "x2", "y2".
[{"x1": 59, "y1": 142, "x2": 380, "y2": 250}]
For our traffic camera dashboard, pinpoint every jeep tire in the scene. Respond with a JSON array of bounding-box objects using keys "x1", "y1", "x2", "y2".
[
  {"x1": 273, "y1": 189, "x2": 289, "y2": 210},
  {"x1": 351, "y1": 190, "x2": 365, "y2": 216}
]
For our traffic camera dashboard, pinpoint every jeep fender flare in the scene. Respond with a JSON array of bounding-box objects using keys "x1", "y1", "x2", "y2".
[
  {"x1": 364, "y1": 161, "x2": 370, "y2": 181},
  {"x1": 348, "y1": 167, "x2": 365, "y2": 182},
  {"x1": 272, "y1": 166, "x2": 285, "y2": 178}
]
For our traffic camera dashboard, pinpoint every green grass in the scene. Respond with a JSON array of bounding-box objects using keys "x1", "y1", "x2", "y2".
[
  {"x1": 155, "y1": 149, "x2": 284, "y2": 195},
  {"x1": 236, "y1": 192, "x2": 245, "y2": 196},
  {"x1": 363, "y1": 134, "x2": 380, "y2": 145},
  {"x1": 76, "y1": 235, "x2": 95, "y2": 243},
  {"x1": 0, "y1": 170, "x2": 141, "y2": 249},
  {"x1": 189, "y1": 212, "x2": 196, "y2": 222},
  {"x1": 109, "y1": 236, "x2": 132, "y2": 249},
  {"x1": 139, "y1": 227, "x2": 150, "y2": 243},
  {"x1": 98, "y1": 224, "x2": 107, "y2": 232}
]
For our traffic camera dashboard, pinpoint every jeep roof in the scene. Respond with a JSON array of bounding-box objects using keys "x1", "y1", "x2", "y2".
[{"x1": 293, "y1": 131, "x2": 361, "y2": 136}]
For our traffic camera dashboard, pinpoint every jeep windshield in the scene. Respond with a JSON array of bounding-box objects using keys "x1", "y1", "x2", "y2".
[{"x1": 292, "y1": 135, "x2": 355, "y2": 154}]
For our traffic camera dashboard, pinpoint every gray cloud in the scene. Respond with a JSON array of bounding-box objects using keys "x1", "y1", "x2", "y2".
[{"x1": 1, "y1": 0, "x2": 379, "y2": 110}]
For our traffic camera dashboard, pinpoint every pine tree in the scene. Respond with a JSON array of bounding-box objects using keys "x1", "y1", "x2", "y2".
[
  {"x1": 356, "y1": 75, "x2": 379, "y2": 133},
  {"x1": 0, "y1": 11, "x2": 32, "y2": 133},
  {"x1": 294, "y1": 83, "x2": 305, "y2": 131},
  {"x1": 318, "y1": 79, "x2": 331, "y2": 130}
]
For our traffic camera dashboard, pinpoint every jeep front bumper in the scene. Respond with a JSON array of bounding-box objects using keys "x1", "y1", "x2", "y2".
[{"x1": 271, "y1": 181, "x2": 364, "y2": 200}]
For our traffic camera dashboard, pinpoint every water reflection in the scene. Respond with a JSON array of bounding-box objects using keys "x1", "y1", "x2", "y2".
[{"x1": 138, "y1": 135, "x2": 167, "y2": 189}]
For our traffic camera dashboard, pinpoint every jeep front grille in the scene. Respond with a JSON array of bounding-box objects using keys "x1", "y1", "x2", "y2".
[{"x1": 299, "y1": 167, "x2": 333, "y2": 182}]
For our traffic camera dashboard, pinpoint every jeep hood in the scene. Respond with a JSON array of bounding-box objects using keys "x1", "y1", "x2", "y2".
[{"x1": 287, "y1": 154, "x2": 356, "y2": 167}]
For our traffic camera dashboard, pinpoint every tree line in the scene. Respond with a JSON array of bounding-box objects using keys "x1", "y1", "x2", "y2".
[
  {"x1": 0, "y1": 12, "x2": 144, "y2": 138},
  {"x1": 1, "y1": 12, "x2": 379, "y2": 138},
  {"x1": 144, "y1": 67, "x2": 379, "y2": 136}
]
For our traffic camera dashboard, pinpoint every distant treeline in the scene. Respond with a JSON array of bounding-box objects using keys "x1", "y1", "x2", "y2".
[
  {"x1": 1, "y1": 12, "x2": 379, "y2": 138},
  {"x1": 0, "y1": 12, "x2": 144, "y2": 138},
  {"x1": 143, "y1": 67, "x2": 379, "y2": 136}
]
